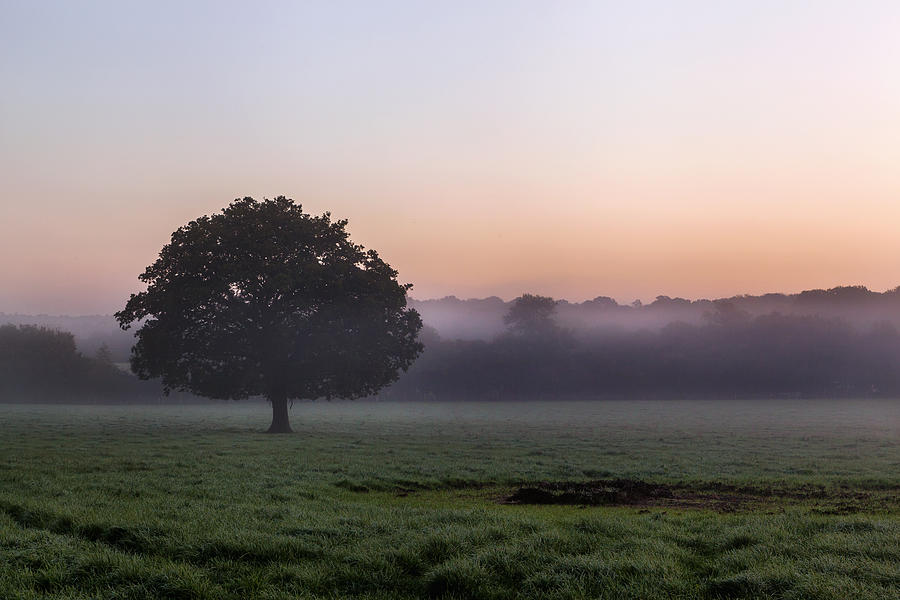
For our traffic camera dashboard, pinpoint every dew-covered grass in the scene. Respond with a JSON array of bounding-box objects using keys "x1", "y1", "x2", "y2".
[{"x1": 1, "y1": 399, "x2": 898, "y2": 599}]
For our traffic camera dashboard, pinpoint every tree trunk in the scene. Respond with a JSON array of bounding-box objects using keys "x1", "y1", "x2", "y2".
[{"x1": 266, "y1": 393, "x2": 293, "y2": 433}]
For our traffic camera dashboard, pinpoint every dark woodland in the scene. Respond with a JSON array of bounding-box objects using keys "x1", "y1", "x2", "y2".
[
  {"x1": 5, "y1": 285, "x2": 900, "y2": 402},
  {"x1": 390, "y1": 297, "x2": 900, "y2": 399}
]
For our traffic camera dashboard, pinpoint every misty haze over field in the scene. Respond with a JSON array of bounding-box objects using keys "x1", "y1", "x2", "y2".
[
  {"x1": 5, "y1": 284, "x2": 900, "y2": 402},
  {"x1": 5, "y1": 285, "x2": 899, "y2": 359},
  {"x1": 414, "y1": 285, "x2": 900, "y2": 340}
]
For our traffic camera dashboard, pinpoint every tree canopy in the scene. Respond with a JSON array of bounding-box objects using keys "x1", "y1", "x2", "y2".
[
  {"x1": 0, "y1": 324, "x2": 142, "y2": 401},
  {"x1": 503, "y1": 294, "x2": 558, "y2": 336},
  {"x1": 116, "y1": 196, "x2": 423, "y2": 432}
]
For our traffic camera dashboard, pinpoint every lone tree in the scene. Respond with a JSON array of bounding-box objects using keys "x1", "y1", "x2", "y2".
[{"x1": 116, "y1": 196, "x2": 423, "y2": 433}]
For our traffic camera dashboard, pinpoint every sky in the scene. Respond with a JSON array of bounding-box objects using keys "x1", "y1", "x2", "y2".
[{"x1": 2, "y1": 1, "x2": 900, "y2": 314}]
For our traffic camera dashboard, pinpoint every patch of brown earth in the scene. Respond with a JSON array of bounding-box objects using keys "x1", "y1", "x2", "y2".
[{"x1": 503, "y1": 479, "x2": 898, "y2": 512}]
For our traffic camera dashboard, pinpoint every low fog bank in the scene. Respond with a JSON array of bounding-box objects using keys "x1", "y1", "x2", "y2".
[
  {"x1": 411, "y1": 285, "x2": 900, "y2": 340},
  {"x1": 4, "y1": 285, "x2": 900, "y2": 358},
  {"x1": 388, "y1": 286, "x2": 900, "y2": 400},
  {"x1": 386, "y1": 311, "x2": 900, "y2": 400},
  {"x1": 4, "y1": 285, "x2": 900, "y2": 403}
]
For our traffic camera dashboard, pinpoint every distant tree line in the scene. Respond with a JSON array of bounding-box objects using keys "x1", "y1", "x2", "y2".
[
  {"x1": 385, "y1": 295, "x2": 900, "y2": 400},
  {"x1": 7, "y1": 288, "x2": 900, "y2": 403},
  {"x1": 7, "y1": 284, "x2": 900, "y2": 359},
  {"x1": 410, "y1": 285, "x2": 900, "y2": 340},
  {"x1": 0, "y1": 325, "x2": 162, "y2": 402}
]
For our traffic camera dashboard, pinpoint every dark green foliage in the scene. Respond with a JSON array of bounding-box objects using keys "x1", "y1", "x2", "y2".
[
  {"x1": 115, "y1": 197, "x2": 422, "y2": 430},
  {"x1": 503, "y1": 294, "x2": 559, "y2": 336},
  {"x1": 0, "y1": 325, "x2": 145, "y2": 401}
]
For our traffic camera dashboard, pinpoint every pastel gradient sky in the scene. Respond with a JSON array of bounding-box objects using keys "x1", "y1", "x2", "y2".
[{"x1": 2, "y1": 1, "x2": 900, "y2": 314}]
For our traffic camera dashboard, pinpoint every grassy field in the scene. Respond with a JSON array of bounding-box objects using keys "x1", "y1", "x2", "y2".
[{"x1": 0, "y1": 399, "x2": 898, "y2": 599}]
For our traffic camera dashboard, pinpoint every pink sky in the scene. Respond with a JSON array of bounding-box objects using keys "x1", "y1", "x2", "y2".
[{"x1": 2, "y1": 2, "x2": 900, "y2": 314}]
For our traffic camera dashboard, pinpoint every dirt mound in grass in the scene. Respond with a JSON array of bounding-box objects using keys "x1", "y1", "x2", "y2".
[
  {"x1": 508, "y1": 479, "x2": 674, "y2": 507},
  {"x1": 503, "y1": 479, "x2": 899, "y2": 512}
]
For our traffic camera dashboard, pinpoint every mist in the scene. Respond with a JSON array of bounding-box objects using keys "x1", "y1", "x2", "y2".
[
  {"x1": 4, "y1": 284, "x2": 900, "y2": 403},
  {"x1": 411, "y1": 285, "x2": 900, "y2": 341}
]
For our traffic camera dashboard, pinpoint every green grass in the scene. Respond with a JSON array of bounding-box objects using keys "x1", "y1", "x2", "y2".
[{"x1": 0, "y1": 400, "x2": 898, "y2": 599}]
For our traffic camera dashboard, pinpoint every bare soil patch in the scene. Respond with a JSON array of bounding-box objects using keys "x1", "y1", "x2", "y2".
[{"x1": 503, "y1": 479, "x2": 898, "y2": 512}]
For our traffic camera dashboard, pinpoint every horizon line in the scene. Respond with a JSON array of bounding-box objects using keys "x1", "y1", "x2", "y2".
[{"x1": 4, "y1": 283, "x2": 900, "y2": 319}]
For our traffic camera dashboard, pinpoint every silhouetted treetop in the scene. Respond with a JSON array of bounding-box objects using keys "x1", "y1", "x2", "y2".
[{"x1": 504, "y1": 294, "x2": 558, "y2": 336}]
